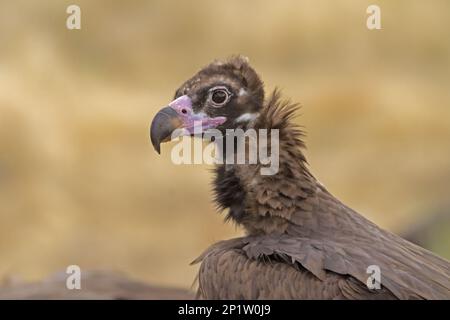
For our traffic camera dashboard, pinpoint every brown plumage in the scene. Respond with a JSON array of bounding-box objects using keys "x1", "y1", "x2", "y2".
[{"x1": 150, "y1": 56, "x2": 450, "y2": 300}]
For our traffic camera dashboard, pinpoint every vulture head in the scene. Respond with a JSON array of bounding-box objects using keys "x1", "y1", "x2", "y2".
[{"x1": 150, "y1": 56, "x2": 265, "y2": 153}]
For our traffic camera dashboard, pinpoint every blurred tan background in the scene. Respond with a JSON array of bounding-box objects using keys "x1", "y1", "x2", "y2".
[{"x1": 0, "y1": 0, "x2": 449, "y2": 289}]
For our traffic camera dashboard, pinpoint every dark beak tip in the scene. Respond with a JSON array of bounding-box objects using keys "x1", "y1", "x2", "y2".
[
  {"x1": 150, "y1": 106, "x2": 181, "y2": 155},
  {"x1": 150, "y1": 126, "x2": 162, "y2": 154}
]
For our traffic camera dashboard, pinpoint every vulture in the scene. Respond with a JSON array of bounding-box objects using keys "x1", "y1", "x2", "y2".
[{"x1": 150, "y1": 56, "x2": 450, "y2": 299}]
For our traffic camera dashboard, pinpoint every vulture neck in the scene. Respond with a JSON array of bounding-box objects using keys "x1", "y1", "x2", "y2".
[{"x1": 214, "y1": 90, "x2": 318, "y2": 235}]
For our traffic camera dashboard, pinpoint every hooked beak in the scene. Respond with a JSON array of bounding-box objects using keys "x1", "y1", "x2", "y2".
[
  {"x1": 150, "y1": 95, "x2": 226, "y2": 154},
  {"x1": 150, "y1": 106, "x2": 182, "y2": 154}
]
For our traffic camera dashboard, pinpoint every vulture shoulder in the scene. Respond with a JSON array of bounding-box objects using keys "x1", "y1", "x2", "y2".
[{"x1": 192, "y1": 237, "x2": 396, "y2": 299}]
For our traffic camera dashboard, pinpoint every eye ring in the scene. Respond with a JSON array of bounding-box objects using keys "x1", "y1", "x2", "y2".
[{"x1": 209, "y1": 86, "x2": 232, "y2": 107}]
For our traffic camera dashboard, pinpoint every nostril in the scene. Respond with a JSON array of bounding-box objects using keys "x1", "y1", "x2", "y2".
[{"x1": 181, "y1": 109, "x2": 187, "y2": 114}]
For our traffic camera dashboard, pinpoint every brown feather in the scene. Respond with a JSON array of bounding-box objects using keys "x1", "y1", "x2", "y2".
[{"x1": 195, "y1": 87, "x2": 450, "y2": 300}]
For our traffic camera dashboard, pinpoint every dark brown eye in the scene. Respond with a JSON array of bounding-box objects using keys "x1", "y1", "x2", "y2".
[{"x1": 210, "y1": 87, "x2": 230, "y2": 106}]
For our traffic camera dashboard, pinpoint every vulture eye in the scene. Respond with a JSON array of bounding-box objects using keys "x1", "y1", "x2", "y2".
[{"x1": 209, "y1": 87, "x2": 231, "y2": 107}]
